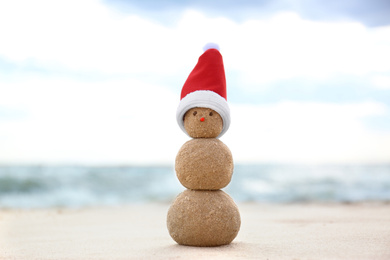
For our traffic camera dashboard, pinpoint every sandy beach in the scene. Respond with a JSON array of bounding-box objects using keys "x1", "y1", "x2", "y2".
[{"x1": 1, "y1": 203, "x2": 389, "y2": 259}]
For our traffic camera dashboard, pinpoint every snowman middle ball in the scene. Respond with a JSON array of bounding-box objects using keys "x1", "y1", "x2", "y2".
[{"x1": 175, "y1": 138, "x2": 233, "y2": 190}]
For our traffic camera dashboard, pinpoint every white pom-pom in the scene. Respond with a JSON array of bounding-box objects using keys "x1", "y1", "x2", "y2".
[{"x1": 203, "y1": 43, "x2": 220, "y2": 52}]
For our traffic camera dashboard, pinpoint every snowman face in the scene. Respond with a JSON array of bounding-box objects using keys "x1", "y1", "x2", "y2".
[{"x1": 183, "y1": 107, "x2": 223, "y2": 138}]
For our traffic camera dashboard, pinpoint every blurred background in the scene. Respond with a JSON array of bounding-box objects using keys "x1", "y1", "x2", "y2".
[{"x1": 0, "y1": 0, "x2": 389, "y2": 208}]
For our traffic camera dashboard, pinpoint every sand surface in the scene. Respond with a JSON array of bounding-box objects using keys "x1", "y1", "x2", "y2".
[{"x1": 1, "y1": 203, "x2": 390, "y2": 259}]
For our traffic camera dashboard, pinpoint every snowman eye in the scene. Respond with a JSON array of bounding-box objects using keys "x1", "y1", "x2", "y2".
[
  {"x1": 209, "y1": 112, "x2": 213, "y2": 116},
  {"x1": 193, "y1": 111, "x2": 197, "y2": 116}
]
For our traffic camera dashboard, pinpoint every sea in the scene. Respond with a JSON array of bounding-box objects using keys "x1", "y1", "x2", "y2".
[{"x1": 0, "y1": 164, "x2": 389, "y2": 209}]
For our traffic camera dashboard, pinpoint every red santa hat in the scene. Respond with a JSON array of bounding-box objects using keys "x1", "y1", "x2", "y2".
[{"x1": 176, "y1": 43, "x2": 230, "y2": 138}]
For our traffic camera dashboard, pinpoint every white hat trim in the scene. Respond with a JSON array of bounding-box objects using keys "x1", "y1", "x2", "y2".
[{"x1": 176, "y1": 90, "x2": 230, "y2": 138}]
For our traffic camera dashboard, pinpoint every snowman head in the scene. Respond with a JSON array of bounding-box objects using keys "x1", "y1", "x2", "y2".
[
  {"x1": 176, "y1": 44, "x2": 230, "y2": 138},
  {"x1": 183, "y1": 107, "x2": 223, "y2": 138}
]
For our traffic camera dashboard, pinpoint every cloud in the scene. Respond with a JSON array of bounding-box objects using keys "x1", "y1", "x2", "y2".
[
  {"x1": 294, "y1": 0, "x2": 390, "y2": 27},
  {"x1": 1, "y1": 0, "x2": 390, "y2": 164},
  {"x1": 106, "y1": 0, "x2": 390, "y2": 27},
  {"x1": 225, "y1": 101, "x2": 390, "y2": 164},
  {"x1": 0, "y1": 0, "x2": 186, "y2": 76},
  {"x1": 372, "y1": 75, "x2": 390, "y2": 89},
  {"x1": 224, "y1": 12, "x2": 390, "y2": 90},
  {"x1": 1, "y1": 2, "x2": 389, "y2": 94},
  {"x1": 1, "y1": 75, "x2": 389, "y2": 164},
  {"x1": 0, "y1": 76, "x2": 186, "y2": 164}
]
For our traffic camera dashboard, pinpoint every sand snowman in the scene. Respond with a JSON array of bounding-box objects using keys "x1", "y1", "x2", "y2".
[{"x1": 167, "y1": 43, "x2": 241, "y2": 247}]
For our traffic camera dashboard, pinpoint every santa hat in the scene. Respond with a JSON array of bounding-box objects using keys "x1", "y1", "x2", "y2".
[{"x1": 176, "y1": 43, "x2": 230, "y2": 138}]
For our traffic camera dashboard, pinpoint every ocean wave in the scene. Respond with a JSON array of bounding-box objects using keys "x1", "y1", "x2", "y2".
[{"x1": 0, "y1": 164, "x2": 389, "y2": 208}]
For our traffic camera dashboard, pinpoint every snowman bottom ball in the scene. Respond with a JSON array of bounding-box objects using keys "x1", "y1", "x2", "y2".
[{"x1": 167, "y1": 189, "x2": 241, "y2": 247}]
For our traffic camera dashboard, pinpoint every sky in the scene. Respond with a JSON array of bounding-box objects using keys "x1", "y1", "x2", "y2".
[{"x1": 0, "y1": 0, "x2": 390, "y2": 165}]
